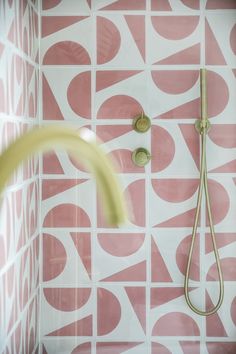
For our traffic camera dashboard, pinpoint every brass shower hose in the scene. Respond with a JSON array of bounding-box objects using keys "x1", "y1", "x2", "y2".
[{"x1": 184, "y1": 69, "x2": 224, "y2": 316}]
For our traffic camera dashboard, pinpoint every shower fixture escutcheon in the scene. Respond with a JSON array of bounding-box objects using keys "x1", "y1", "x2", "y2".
[
  {"x1": 132, "y1": 148, "x2": 151, "y2": 167},
  {"x1": 133, "y1": 112, "x2": 151, "y2": 133},
  {"x1": 184, "y1": 69, "x2": 224, "y2": 316}
]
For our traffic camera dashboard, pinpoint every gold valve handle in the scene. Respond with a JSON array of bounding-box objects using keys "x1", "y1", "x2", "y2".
[
  {"x1": 132, "y1": 148, "x2": 151, "y2": 167},
  {"x1": 133, "y1": 112, "x2": 151, "y2": 133}
]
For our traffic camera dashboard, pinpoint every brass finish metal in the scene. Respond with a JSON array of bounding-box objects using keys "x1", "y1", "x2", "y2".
[
  {"x1": 0, "y1": 125, "x2": 126, "y2": 226},
  {"x1": 184, "y1": 69, "x2": 224, "y2": 316},
  {"x1": 132, "y1": 148, "x2": 151, "y2": 167},
  {"x1": 133, "y1": 112, "x2": 151, "y2": 133}
]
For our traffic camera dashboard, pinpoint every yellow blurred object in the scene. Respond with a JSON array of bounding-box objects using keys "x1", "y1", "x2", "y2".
[{"x1": 0, "y1": 125, "x2": 126, "y2": 226}]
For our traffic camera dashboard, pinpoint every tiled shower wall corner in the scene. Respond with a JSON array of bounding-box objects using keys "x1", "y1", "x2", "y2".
[
  {"x1": 40, "y1": 1, "x2": 236, "y2": 353},
  {"x1": 0, "y1": 0, "x2": 40, "y2": 353}
]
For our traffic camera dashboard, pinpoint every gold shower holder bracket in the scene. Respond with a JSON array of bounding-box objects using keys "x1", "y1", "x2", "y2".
[{"x1": 195, "y1": 118, "x2": 211, "y2": 135}]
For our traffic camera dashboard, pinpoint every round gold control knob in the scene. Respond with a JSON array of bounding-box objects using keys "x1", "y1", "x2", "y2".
[
  {"x1": 132, "y1": 148, "x2": 151, "y2": 167},
  {"x1": 133, "y1": 113, "x2": 151, "y2": 133}
]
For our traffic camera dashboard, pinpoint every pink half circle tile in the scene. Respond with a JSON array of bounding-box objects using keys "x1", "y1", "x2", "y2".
[
  {"x1": 96, "y1": 70, "x2": 142, "y2": 92},
  {"x1": 152, "y1": 342, "x2": 172, "y2": 354},
  {"x1": 205, "y1": 20, "x2": 226, "y2": 65},
  {"x1": 42, "y1": 179, "x2": 87, "y2": 200},
  {"x1": 125, "y1": 179, "x2": 145, "y2": 226},
  {"x1": 43, "y1": 152, "x2": 64, "y2": 174},
  {"x1": 42, "y1": 0, "x2": 62, "y2": 10},
  {"x1": 97, "y1": 17, "x2": 121, "y2": 64},
  {"x1": 98, "y1": 233, "x2": 145, "y2": 257},
  {"x1": 176, "y1": 234, "x2": 200, "y2": 281},
  {"x1": 152, "y1": 179, "x2": 198, "y2": 203},
  {"x1": 230, "y1": 24, "x2": 236, "y2": 55},
  {"x1": 208, "y1": 125, "x2": 236, "y2": 148},
  {"x1": 47, "y1": 315, "x2": 92, "y2": 336},
  {"x1": 43, "y1": 288, "x2": 91, "y2": 311},
  {"x1": 72, "y1": 342, "x2": 91, "y2": 354},
  {"x1": 96, "y1": 125, "x2": 132, "y2": 143},
  {"x1": 67, "y1": 71, "x2": 91, "y2": 119},
  {"x1": 231, "y1": 296, "x2": 236, "y2": 326},
  {"x1": 43, "y1": 75, "x2": 64, "y2": 120},
  {"x1": 207, "y1": 180, "x2": 230, "y2": 225},
  {"x1": 151, "y1": 0, "x2": 172, "y2": 11},
  {"x1": 205, "y1": 233, "x2": 236, "y2": 254},
  {"x1": 97, "y1": 288, "x2": 121, "y2": 336},
  {"x1": 102, "y1": 261, "x2": 146, "y2": 282},
  {"x1": 42, "y1": 16, "x2": 88, "y2": 38},
  {"x1": 179, "y1": 341, "x2": 200, "y2": 354},
  {"x1": 97, "y1": 95, "x2": 143, "y2": 119},
  {"x1": 101, "y1": 0, "x2": 146, "y2": 10},
  {"x1": 207, "y1": 71, "x2": 229, "y2": 118},
  {"x1": 69, "y1": 155, "x2": 89, "y2": 173},
  {"x1": 43, "y1": 41, "x2": 91, "y2": 65},
  {"x1": 151, "y1": 126, "x2": 175, "y2": 172},
  {"x1": 151, "y1": 71, "x2": 199, "y2": 95},
  {"x1": 109, "y1": 149, "x2": 144, "y2": 173},
  {"x1": 181, "y1": 0, "x2": 200, "y2": 9},
  {"x1": 152, "y1": 312, "x2": 200, "y2": 336},
  {"x1": 207, "y1": 257, "x2": 236, "y2": 281},
  {"x1": 151, "y1": 16, "x2": 199, "y2": 40},
  {"x1": 205, "y1": 292, "x2": 227, "y2": 337},
  {"x1": 156, "y1": 43, "x2": 200, "y2": 65},
  {"x1": 207, "y1": 342, "x2": 236, "y2": 354},
  {"x1": 206, "y1": 0, "x2": 236, "y2": 8},
  {"x1": 43, "y1": 204, "x2": 91, "y2": 227},
  {"x1": 43, "y1": 233, "x2": 67, "y2": 281},
  {"x1": 96, "y1": 342, "x2": 142, "y2": 354}
]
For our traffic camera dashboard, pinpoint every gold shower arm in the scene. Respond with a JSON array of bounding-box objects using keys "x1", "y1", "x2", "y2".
[{"x1": 0, "y1": 125, "x2": 126, "y2": 226}]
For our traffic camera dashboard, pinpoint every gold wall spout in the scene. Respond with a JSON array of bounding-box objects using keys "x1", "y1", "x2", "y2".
[
  {"x1": 0, "y1": 125, "x2": 126, "y2": 226},
  {"x1": 184, "y1": 69, "x2": 224, "y2": 316}
]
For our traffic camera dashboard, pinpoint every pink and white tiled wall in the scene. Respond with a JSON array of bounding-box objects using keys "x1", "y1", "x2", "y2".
[
  {"x1": 0, "y1": 0, "x2": 40, "y2": 353},
  {"x1": 1, "y1": 0, "x2": 236, "y2": 353},
  {"x1": 40, "y1": 1, "x2": 236, "y2": 353}
]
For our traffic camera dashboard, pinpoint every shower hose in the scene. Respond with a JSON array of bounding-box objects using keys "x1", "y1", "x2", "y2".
[{"x1": 184, "y1": 69, "x2": 224, "y2": 316}]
